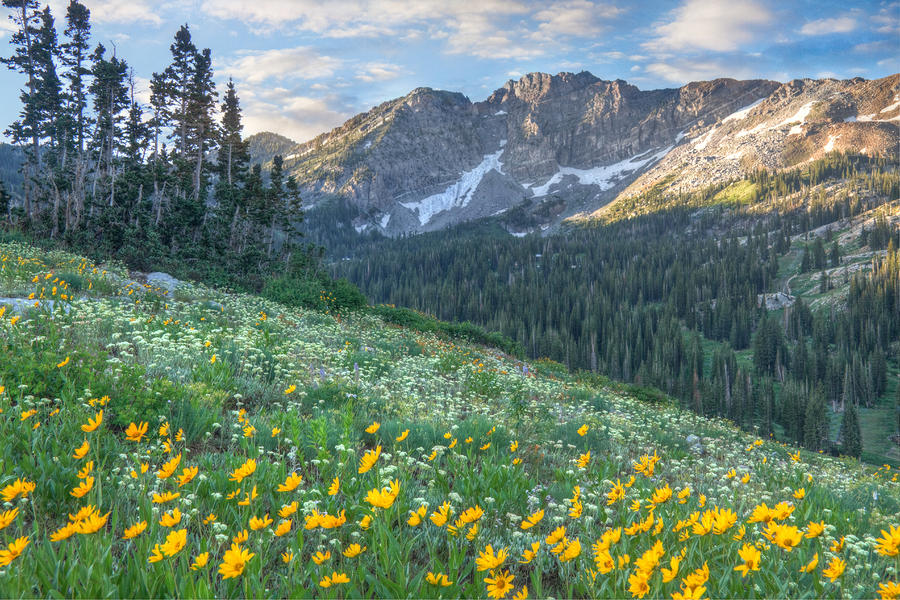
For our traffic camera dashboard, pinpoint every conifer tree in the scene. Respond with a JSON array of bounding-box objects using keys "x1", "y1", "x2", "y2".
[
  {"x1": 840, "y1": 399, "x2": 862, "y2": 459},
  {"x1": 2, "y1": 0, "x2": 44, "y2": 219},
  {"x1": 803, "y1": 384, "x2": 829, "y2": 452}
]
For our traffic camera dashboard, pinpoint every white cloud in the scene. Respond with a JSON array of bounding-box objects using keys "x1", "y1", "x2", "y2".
[
  {"x1": 645, "y1": 0, "x2": 772, "y2": 53},
  {"x1": 0, "y1": 18, "x2": 17, "y2": 39},
  {"x1": 799, "y1": 16, "x2": 857, "y2": 36},
  {"x1": 240, "y1": 89, "x2": 352, "y2": 142},
  {"x1": 200, "y1": 0, "x2": 527, "y2": 38},
  {"x1": 532, "y1": 1, "x2": 623, "y2": 38},
  {"x1": 47, "y1": 0, "x2": 165, "y2": 25},
  {"x1": 199, "y1": 0, "x2": 617, "y2": 60},
  {"x1": 441, "y1": 12, "x2": 544, "y2": 60},
  {"x1": 853, "y1": 39, "x2": 894, "y2": 54},
  {"x1": 131, "y1": 76, "x2": 153, "y2": 106},
  {"x1": 215, "y1": 47, "x2": 343, "y2": 85},
  {"x1": 645, "y1": 58, "x2": 755, "y2": 83},
  {"x1": 355, "y1": 62, "x2": 407, "y2": 83},
  {"x1": 871, "y1": 3, "x2": 900, "y2": 34}
]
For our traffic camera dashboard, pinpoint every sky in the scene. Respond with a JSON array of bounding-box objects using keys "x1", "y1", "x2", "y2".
[{"x1": 0, "y1": 0, "x2": 897, "y2": 143}]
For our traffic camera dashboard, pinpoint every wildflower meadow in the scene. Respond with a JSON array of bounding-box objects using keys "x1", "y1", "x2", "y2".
[{"x1": 0, "y1": 241, "x2": 897, "y2": 598}]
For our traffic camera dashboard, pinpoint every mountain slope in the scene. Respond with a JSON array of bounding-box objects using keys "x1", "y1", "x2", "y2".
[
  {"x1": 273, "y1": 71, "x2": 898, "y2": 237},
  {"x1": 246, "y1": 131, "x2": 299, "y2": 166},
  {"x1": 0, "y1": 239, "x2": 898, "y2": 597}
]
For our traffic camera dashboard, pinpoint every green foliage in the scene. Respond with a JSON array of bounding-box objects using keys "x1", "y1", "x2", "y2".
[
  {"x1": 0, "y1": 240, "x2": 897, "y2": 599},
  {"x1": 712, "y1": 180, "x2": 758, "y2": 205},
  {"x1": 841, "y1": 401, "x2": 863, "y2": 459},
  {"x1": 262, "y1": 273, "x2": 366, "y2": 312},
  {"x1": 371, "y1": 305, "x2": 524, "y2": 357},
  {"x1": 619, "y1": 383, "x2": 672, "y2": 406}
]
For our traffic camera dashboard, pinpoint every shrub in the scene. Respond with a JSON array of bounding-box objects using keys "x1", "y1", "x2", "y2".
[{"x1": 262, "y1": 273, "x2": 367, "y2": 312}]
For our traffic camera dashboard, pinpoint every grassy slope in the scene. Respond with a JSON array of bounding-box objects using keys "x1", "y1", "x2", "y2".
[{"x1": 0, "y1": 241, "x2": 898, "y2": 598}]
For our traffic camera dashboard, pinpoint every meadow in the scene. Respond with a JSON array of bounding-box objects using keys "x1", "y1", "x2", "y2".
[{"x1": 0, "y1": 240, "x2": 897, "y2": 599}]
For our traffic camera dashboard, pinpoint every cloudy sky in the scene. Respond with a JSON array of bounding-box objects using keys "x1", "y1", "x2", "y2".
[{"x1": 0, "y1": 0, "x2": 897, "y2": 143}]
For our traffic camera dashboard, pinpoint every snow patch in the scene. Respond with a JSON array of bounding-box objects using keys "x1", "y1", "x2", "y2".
[
  {"x1": 843, "y1": 115, "x2": 857, "y2": 122},
  {"x1": 823, "y1": 134, "x2": 839, "y2": 153},
  {"x1": 400, "y1": 144, "x2": 506, "y2": 225},
  {"x1": 495, "y1": 110, "x2": 507, "y2": 116},
  {"x1": 528, "y1": 146, "x2": 673, "y2": 198},
  {"x1": 364, "y1": 141, "x2": 372, "y2": 149},
  {"x1": 354, "y1": 223, "x2": 370, "y2": 234},
  {"x1": 675, "y1": 130, "x2": 686, "y2": 142},
  {"x1": 692, "y1": 127, "x2": 717, "y2": 150},
  {"x1": 725, "y1": 150, "x2": 744, "y2": 160},
  {"x1": 879, "y1": 99, "x2": 900, "y2": 113},
  {"x1": 775, "y1": 101, "x2": 816, "y2": 129},
  {"x1": 510, "y1": 231, "x2": 529, "y2": 237},
  {"x1": 855, "y1": 113, "x2": 900, "y2": 123},
  {"x1": 284, "y1": 153, "x2": 298, "y2": 161},
  {"x1": 722, "y1": 98, "x2": 766, "y2": 123},
  {"x1": 379, "y1": 213, "x2": 391, "y2": 229}
]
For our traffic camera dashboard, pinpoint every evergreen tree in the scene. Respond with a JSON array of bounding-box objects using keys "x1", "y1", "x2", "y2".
[
  {"x1": 60, "y1": 0, "x2": 90, "y2": 152},
  {"x1": 2, "y1": 0, "x2": 44, "y2": 219},
  {"x1": 88, "y1": 43, "x2": 128, "y2": 210},
  {"x1": 813, "y1": 237, "x2": 826, "y2": 269},
  {"x1": 800, "y1": 248, "x2": 811, "y2": 273},
  {"x1": 840, "y1": 400, "x2": 862, "y2": 459},
  {"x1": 829, "y1": 240, "x2": 841, "y2": 267},
  {"x1": 803, "y1": 384, "x2": 829, "y2": 452}
]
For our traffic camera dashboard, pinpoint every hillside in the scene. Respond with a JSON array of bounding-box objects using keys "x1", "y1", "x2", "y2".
[
  {"x1": 333, "y1": 154, "x2": 900, "y2": 465},
  {"x1": 275, "y1": 72, "x2": 898, "y2": 237},
  {"x1": 0, "y1": 240, "x2": 898, "y2": 597},
  {"x1": 246, "y1": 132, "x2": 299, "y2": 167}
]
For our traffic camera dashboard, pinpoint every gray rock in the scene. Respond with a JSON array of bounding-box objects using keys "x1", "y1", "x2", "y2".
[
  {"x1": 0, "y1": 297, "x2": 71, "y2": 314},
  {"x1": 146, "y1": 272, "x2": 181, "y2": 292},
  {"x1": 686, "y1": 434, "x2": 700, "y2": 445},
  {"x1": 272, "y1": 72, "x2": 898, "y2": 236}
]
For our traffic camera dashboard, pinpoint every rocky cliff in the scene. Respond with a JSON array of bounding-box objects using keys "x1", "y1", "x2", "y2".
[{"x1": 261, "y1": 72, "x2": 899, "y2": 236}]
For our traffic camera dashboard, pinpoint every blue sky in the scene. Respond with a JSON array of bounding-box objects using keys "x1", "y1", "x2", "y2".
[{"x1": 0, "y1": 0, "x2": 897, "y2": 143}]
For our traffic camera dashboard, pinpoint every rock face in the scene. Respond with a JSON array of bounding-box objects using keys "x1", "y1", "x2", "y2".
[{"x1": 261, "y1": 72, "x2": 899, "y2": 236}]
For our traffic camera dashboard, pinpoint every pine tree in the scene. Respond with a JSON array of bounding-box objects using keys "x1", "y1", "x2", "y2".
[
  {"x1": 2, "y1": 0, "x2": 44, "y2": 220},
  {"x1": 59, "y1": 0, "x2": 91, "y2": 232},
  {"x1": 216, "y1": 78, "x2": 248, "y2": 251},
  {"x1": 34, "y1": 6, "x2": 68, "y2": 236},
  {"x1": 800, "y1": 249, "x2": 811, "y2": 273},
  {"x1": 841, "y1": 365, "x2": 855, "y2": 412},
  {"x1": 840, "y1": 399, "x2": 862, "y2": 459},
  {"x1": 60, "y1": 0, "x2": 90, "y2": 153},
  {"x1": 88, "y1": 43, "x2": 128, "y2": 210},
  {"x1": 803, "y1": 384, "x2": 829, "y2": 452},
  {"x1": 186, "y1": 46, "x2": 216, "y2": 206}
]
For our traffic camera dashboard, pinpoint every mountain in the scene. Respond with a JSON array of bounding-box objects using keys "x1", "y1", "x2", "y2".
[
  {"x1": 261, "y1": 71, "x2": 899, "y2": 237},
  {"x1": 246, "y1": 131, "x2": 298, "y2": 166}
]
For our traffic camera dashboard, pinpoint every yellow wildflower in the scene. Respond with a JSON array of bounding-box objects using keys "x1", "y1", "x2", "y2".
[
  {"x1": 219, "y1": 543, "x2": 254, "y2": 579},
  {"x1": 125, "y1": 421, "x2": 148, "y2": 442}
]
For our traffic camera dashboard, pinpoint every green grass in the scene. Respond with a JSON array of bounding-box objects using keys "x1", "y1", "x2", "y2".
[
  {"x1": 0, "y1": 240, "x2": 898, "y2": 599},
  {"x1": 712, "y1": 180, "x2": 758, "y2": 205}
]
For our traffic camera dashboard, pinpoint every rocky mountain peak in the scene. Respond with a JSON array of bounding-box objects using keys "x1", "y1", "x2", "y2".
[{"x1": 267, "y1": 71, "x2": 898, "y2": 237}]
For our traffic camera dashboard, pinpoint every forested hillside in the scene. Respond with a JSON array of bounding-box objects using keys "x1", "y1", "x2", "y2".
[
  {"x1": 0, "y1": 2, "x2": 308, "y2": 291},
  {"x1": 335, "y1": 153, "x2": 900, "y2": 464}
]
